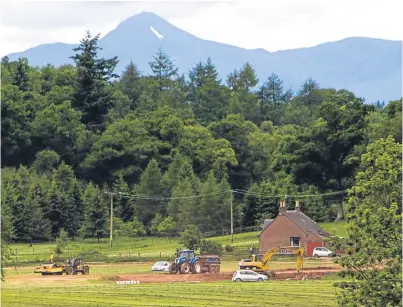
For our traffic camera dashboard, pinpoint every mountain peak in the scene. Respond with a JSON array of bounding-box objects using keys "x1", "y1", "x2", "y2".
[{"x1": 118, "y1": 11, "x2": 170, "y2": 29}]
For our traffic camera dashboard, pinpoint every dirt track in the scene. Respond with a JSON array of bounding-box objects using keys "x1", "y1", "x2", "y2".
[{"x1": 6, "y1": 267, "x2": 340, "y2": 286}]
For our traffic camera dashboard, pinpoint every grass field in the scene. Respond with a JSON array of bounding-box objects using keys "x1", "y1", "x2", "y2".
[
  {"x1": 7, "y1": 221, "x2": 347, "y2": 265},
  {"x1": 1, "y1": 280, "x2": 339, "y2": 307}
]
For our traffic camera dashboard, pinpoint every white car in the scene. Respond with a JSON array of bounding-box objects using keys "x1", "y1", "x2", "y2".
[
  {"x1": 313, "y1": 247, "x2": 333, "y2": 257},
  {"x1": 151, "y1": 261, "x2": 170, "y2": 272},
  {"x1": 232, "y1": 270, "x2": 268, "y2": 282}
]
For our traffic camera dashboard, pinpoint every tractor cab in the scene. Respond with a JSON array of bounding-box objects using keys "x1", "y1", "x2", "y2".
[{"x1": 175, "y1": 249, "x2": 195, "y2": 264}]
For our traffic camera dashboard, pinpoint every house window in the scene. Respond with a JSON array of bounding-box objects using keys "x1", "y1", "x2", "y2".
[{"x1": 290, "y1": 237, "x2": 300, "y2": 247}]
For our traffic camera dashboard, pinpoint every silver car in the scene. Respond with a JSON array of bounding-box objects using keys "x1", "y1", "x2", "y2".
[
  {"x1": 232, "y1": 270, "x2": 268, "y2": 282},
  {"x1": 151, "y1": 261, "x2": 170, "y2": 272}
]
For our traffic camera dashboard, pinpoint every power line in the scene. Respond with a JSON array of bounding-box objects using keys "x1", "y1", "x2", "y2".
[
  {"x1": 113, "y1": 189, "x2": 347, "y2": 201},
  {"x1": 232, "y1": 189, "x2": 348, "y2": 198}
]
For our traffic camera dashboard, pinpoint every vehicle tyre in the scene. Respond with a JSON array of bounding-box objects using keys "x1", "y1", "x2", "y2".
[
  {"x1": 313, "y1": 254, "x2": 319, "y2": 258},
  {"x1": 235, "y1": 278, "x2": 242, "y2": 282},
  {"x1": 168, "y1": 263, "x2": 177, "y2": 274},
  {"x1": 257, "y1": 278, "x2": 263, "y2": 282},
  {"x1": 180, "y1": 263, "x2": 191, "y2": 274},
  {"x1": 66, "y1": 266, "x2": 74, "y2": 275},
  {"x1": 192, "y1": 261, "x2": 202, "y2": 274},
  {"x1": 82, "y1": 266, "x2": 89, "y2": 275}
]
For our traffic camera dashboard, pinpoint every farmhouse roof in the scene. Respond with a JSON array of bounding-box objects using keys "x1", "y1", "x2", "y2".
[
  {"x1": 258, "y1": 200, "x2": 330, "y2": 238},
  {"x1": 284, "y1": 210, "x2": 329, "y2": 237}
]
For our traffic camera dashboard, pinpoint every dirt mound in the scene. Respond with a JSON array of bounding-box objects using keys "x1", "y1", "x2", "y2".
[{"x1": 101, "y1": 275, "x2": 121, "y2": 281}]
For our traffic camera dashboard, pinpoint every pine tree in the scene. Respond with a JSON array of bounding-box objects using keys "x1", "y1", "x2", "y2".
[
  {"x1": 20, "y1": 182, "x2": 52, "y2": 240},
  {"x1": 148, "y1": 49, "x2": 178, "y2": 93},
  {"x1": 70, "y1": 30, "x2": 119, "y2": 131},
  {"x1": 188, "y1": 58, "x2": 228, "y2": 125},
  {"x1": 12, "y1": 57, "x2": 30, "y2": 92},
  {"x1": 133, "y1": 159, "x2": 163, "y2": 226},
  {"x1": 161, "y1": 153, "x2": 194, "y2": 195},
  {"x1": 119, "y1": 61, "x2": 142, "y2": 106},
  {"x1": 238, "y1": 62, "x2": 258, "y2": 92},
  {"x1": 112, "y1": 174, "x2": 134, "y2": 222},
  {"x1": 68, "y1": 181, "x2": 83, "y2": 238},
  {"x1": 81, "y1": 183, "x2": 108, "y2": 241}
]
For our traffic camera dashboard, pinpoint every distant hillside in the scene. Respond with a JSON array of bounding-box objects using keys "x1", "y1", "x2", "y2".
[{"x1": 7, "y1": 12, "x2": 402, "y2": 103}]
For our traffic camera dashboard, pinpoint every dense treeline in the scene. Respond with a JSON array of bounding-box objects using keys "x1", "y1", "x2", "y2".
[{"x1": 1, "y1": 31, "x2": 402, "y2": 242}]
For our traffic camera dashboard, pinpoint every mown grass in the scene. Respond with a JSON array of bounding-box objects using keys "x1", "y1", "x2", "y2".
[
  {"x1": 1, "y1": 280, "x2": 338, "y2": 307},
  {"x1": 7, "y1": 221, "x2": 347, "y2": 265}
]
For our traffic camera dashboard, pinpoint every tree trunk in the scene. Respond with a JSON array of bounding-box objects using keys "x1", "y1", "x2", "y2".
[{"x1": 334, "y1": 199, "x2": 345, "y2": 221}]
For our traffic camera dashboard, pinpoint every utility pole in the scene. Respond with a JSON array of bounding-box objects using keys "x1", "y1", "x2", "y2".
[
  {"x1": 104, "y1": 191, "x2": 117, "y2": 248},
  {"x1": 230, "y1": 189, "x2": 234, "y2": 243}
]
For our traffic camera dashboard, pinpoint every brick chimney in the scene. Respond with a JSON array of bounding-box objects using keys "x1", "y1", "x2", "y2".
[
  {"x1": 295, "y1": 200, "x2": 301, "y2": 212},
  {"x1": 279, "y1": 200, "x2": 287, "y2": 215}
]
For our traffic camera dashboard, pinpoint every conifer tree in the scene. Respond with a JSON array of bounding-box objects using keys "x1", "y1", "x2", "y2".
[
  {"x1": 133, "y1": 159, "x2": 163, "y2": 226},
  {"x1": 12, "y1": 57, "x2": 30, "y2": 92},
  {"x1": 70, "y1": 31, "x2": 119, "y2": 131}
]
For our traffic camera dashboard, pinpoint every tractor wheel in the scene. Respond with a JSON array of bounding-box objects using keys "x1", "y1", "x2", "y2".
[
  {"x1": 66, "y1": 266, "x2": 74, "y2": 275},
  {"x1": 192, "y1": 261, "x2": 202, "y2": 274},
  {"x1": 168, "y1": 263, "x2": 177, "y2": 274},
  {"x1": 82, "y1": 266, "x2": 89, "y2": 275},
  {"x1": 180, "y1": 263, "x2": 191, "y2": 274}
]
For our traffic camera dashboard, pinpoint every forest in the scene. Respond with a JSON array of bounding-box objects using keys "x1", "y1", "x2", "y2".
[{"x1": 1, "y1": 31, "x2": 402, "y2": 242}]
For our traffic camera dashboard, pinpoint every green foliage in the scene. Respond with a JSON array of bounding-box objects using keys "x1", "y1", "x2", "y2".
[
  {"x1": 54, "y1": 228, "x2": 69, "y2": 258},
  {"x1": 157, "y1": 216, "x2": 176, "y2": 236},
  {"x1": 179, "y1": 225, "x2": 201, "y2": 249},
  {"x1": 333, "y1": 136, "x2": 402, "y2": 306},
  {"x1": 199, "y1": 239, "x2": 223, "y2": 255},
  {"x1": 70, "y1": 31, "x2": 118, "y2": 131},
  {"x1": 120, "y1": 219, "x2": 146, "y2": 239},
  {"x1": 81, "y1": 183, "x2": 108, "y2": 241}
]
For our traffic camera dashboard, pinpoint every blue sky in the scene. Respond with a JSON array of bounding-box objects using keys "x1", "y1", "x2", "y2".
[{"x1": 0, "y1": 0, "x2": 401, "y2": 57}]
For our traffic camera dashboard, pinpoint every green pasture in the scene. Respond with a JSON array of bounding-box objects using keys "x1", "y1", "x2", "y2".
[
  {"x1": 6, "y1": 221, "x2": 347, "y2": 265},
  {"x1": 1, "y1": 280, "x2": 338, "y2": 307}
]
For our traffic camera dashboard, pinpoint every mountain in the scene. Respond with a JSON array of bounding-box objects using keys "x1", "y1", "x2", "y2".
[{"x1": 6, "y1": 12, "x2": 402, "y2": 103}]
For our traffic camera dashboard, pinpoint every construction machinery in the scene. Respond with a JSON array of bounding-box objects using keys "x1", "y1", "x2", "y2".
[
  {"x1": 168, "y1": 249, "x2": 221, "y2": 274},
  {"x1": 238, "y1": 246, "x2": 304, "y2": 276},
  {"x1": 34, "y1": 256, "x2": 90, "y2": 276}
]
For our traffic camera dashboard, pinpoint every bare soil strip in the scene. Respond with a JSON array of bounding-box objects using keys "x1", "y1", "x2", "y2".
[{"x1": 6, "y1": 267, "x2": 340, "y2": 286}]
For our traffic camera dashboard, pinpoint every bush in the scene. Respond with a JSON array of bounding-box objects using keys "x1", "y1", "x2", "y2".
[
  {"x1": 224, "y1": 244, "x2": 234, "y2": 252},
  {"x1": 199, "y1": 239, "x2": 223, "y2": 255}
]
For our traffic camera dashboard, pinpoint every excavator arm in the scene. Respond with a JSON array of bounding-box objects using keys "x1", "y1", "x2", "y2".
[
  {"x1": 294, "y1": 247, "x2": 304, "y2": 273},
  {"x1": 260, "y1": 247, "x2": 279, "y2": 269}
]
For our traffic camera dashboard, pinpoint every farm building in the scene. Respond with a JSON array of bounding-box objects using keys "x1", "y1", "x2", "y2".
[{"x1": 258, "y1": 200, "x2": 330, "y2": 256}]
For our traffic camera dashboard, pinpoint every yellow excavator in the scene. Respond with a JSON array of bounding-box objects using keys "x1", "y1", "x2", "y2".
[{"x1": 238, "y1": 246, "x2": 304, "y2": 276}]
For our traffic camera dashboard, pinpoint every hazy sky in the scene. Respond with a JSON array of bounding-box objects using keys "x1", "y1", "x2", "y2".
[{"x1": 0, "y1": 0, "x2": 402, "y2": 57}]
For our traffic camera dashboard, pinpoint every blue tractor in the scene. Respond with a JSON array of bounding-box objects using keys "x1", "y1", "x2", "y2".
[{"x1": 168, "y1": 249, "x2": 221, "y2": 274}]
